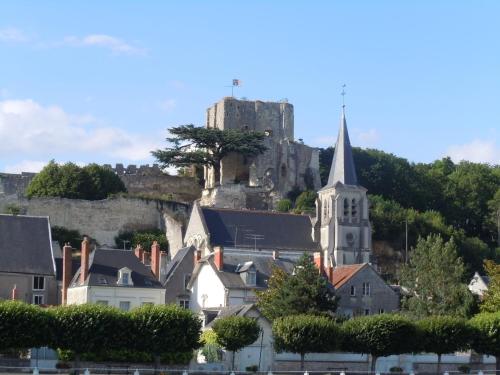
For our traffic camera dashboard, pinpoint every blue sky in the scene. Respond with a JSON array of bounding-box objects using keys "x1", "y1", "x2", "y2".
[{"x1": 0, "y1": 1, "x2": 499, "y2": 173}]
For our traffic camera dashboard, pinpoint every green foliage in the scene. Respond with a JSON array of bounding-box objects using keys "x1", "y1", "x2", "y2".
[
  {"x1": 469, "y1": 311, "x2": 500, "y2": 371},
  {"x1": 293, "y1": 191, "x2": 317, "y2": 213},
  {"x1": 200, "y1": 330, "x2": 222, "y2": 363},
  {"x1": 481, "y1": 260, "x2": 500, "y2": 313},
  {"x1": 115, "y1": 228, "x2": 167, "y2": 251},
  {"x1": 257, "y1": 254, "x2": 337, "y2": 321},
  {"x1": 26, "y1": 161, "x2": 126, "y2": 200},
  {"x1": 51, "y1": 226, "x2": 82, "y2": 249},
  {"x1": 130, "y1": 304, "x2": 201, "y2": 356},
  {"x1": 400, "y1": 235, "x2": 476, "y2": 318},
  {"x1": 417, "y1": 316, "x2": 473, "y2": 355},
  {"x1": 152, "y1": 125, "x2": 267, "y2": 179},
  {"x1": 276, "y1": 199, "x2": 293, "y2": 212},
  {"x1": 3, "y1": 204, "x2": 21, "y2": 215},
  {"x1": 342, "y1": 314, "x2": 417, "y2": 371},
  {"x1": 212, "y1": 316, "x2": 260, "y2": 353},
  {"x1": 0, "y1": 301, "x2": 50, "y2": 351},
  {"x1": 49, "y1": 304, "x2": 126, "y2": 356},
  {"x1": 273, "y1": 314, "x2": 340, "y2": 369},
  {"x1": 57, "y1": 348, "x2": 192, "y2": 364}
]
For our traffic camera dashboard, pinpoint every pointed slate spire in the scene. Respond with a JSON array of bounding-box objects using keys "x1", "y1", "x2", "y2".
[{"x1": 326, "y1": 107, "x2": 358, "y2": 187}]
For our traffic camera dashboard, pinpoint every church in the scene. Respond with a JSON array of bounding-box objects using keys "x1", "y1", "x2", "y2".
[{"x1": 165, "y1": 100, "x2": 399, "y2": 323}]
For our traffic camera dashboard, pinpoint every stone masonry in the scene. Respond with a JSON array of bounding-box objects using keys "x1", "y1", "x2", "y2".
[{"x1": 202, "y1": 97, "x2": 321, "y2": 209}]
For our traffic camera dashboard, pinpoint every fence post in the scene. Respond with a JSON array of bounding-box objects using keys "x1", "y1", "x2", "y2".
[
  {"x1": 84, "y1": 369, "x2": 90, "y2": 375},
  {"x1": 32, "y1": 368, "x2": 39, "y2": 375},
  {"x1": 134, "y1": 369, "x2": 140, "y2": 375}
]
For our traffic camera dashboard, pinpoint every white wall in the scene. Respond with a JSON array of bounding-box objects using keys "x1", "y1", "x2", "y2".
[
  {"x1": 190, "y1": 263, "x2": 226, "y2": 313},
  {"x1": 67, "y1": 286, "x2": 165, "y2": 309}
]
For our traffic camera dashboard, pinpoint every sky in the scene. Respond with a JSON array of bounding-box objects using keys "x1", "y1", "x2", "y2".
[{"x1": 0, "y1": 1, "x2": 499, "y2": 173}]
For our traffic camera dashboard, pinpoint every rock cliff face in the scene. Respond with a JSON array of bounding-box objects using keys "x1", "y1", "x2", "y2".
[{"x1": 203, "y1": 97, "x2": 321, "y2": 209}]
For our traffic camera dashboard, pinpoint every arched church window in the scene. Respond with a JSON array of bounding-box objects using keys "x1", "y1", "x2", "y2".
[
  {"x1": 323, "y1": 201, "x2": 327, "y2": 219},
  {"x1": 351, "y1": 198, "x2": 357, "y2": 218},
  {"x1": 343, "y1": 198, "x2": 349, "y2": 217}
]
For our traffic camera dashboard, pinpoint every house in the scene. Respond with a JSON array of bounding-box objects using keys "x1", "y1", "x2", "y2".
[
  {"x1": 163, "y1": 245, "x2": 195, "y2": 307},
  {"x1": 65, "y1": 238, "x2": 165, "y2": 309},
  {"x1": 188, "y1": 246, "x2": 295, "y2": 324},
  {"x1": 468, "y1": 272, "x2": 490, "y2": 298},
  {"x1": 184, "y1": 202, "x2": 319, "y2": 258},
  {"x1": 331, "y1": 263, "x2": 399, "y2": 317},
  {"x1": 0, "y1": 214, "x2": 58, "y2": 305},
  {"x1": 202, "y1": 304, "x2": 274, "y2": 372}
]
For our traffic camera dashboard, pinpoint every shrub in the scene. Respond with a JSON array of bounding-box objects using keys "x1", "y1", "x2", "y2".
[{"x1": 276, "y1": 199, "x2": 292, "y2": 212}]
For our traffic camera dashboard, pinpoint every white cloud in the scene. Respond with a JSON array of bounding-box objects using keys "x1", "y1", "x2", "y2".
[
  {"x1": 4, "y1": 160, "x2": 48, "y2": 173},
  {"x1": 445, "y1": 139, "x2": 500, "y2": 165},
  {"x1": 0, "y1": 99, "x2": 162, "y2": 165},
  {"x1": 158, "y1": 99, "x2": 176, "y2": 112},
  {"x1": 0, "y1": 27, "x2": 28, "y2": 42},
  {"x1": 63, "y1": 34, "x2": 145, "y2": 55},
  {"x1": 354, "y1": 128, "x2": 380, "y2": 148}
]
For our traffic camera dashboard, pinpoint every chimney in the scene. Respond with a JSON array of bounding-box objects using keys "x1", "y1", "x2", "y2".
[
  {"x1": 313, "y1": 252, "x2": 323, "y2": 274},
  {"x1": 62, "y1": 243, "x2": 72, "y2": 305},
  {"x1": 214, "y1": 246, "x2": 223, "y2": 271},
  {"x1": 80, "y1": 237, "x2": 90, "y2": 285},
  {"x1": 151, "y1": 241, "x2": 161, "y2": 280},
  {"x1": 326, "y1": 265, "x2": 334, "y2": 283},
  {"x1": 273, "y1": 250, "x2": 279, "y2": 260},
  {"x1": 194, "y1": 249, "x2": 202, "y2": 265},
  {"x1": 11, "y1": 284, "x2": 17, "y2": 300},
  {"x1": 134, "y1": 244, "x2": 144, "y2": 262}
]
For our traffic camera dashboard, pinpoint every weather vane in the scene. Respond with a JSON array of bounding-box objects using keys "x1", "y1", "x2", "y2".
[{"x1": 341, "y1": 84, "x2": 346, "y2": 108}]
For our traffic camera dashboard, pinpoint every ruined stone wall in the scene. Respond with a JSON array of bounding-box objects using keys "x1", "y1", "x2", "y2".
[
  {"x1": 0, "y1": 164, "x2": 201, "y2": 203},
  {"x1": 0, "y1": 196, "x2": 189, "y2": 249}
]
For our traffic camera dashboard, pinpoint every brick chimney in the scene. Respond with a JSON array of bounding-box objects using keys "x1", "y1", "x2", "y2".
[
  {"x1": 62, "y1": 243, "x2": 72, "y2": 305},
  {"x1": 272, "y1": 250, "x2": 279, "y2": 260},
  {"x1": 80, "y1": 237, "x2": 90, "y2": 285},
  {"x1": 313, "y1": 252, "x2": 323, "y2": 274},
  {"x1": 134, "y1": 244, "x2": 144, "y2": 262},
  {"x1": 326, "y1": 266, "x2": 334, "y2": 283},
  {"x1": 151, "y1": 241, "x2": 161, "y2": 280},
  {"x1": 214, "y1": 246, "x2": 223, "y2": 271}
]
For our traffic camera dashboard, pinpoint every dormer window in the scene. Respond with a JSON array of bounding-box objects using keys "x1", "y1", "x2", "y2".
[
  {"x1": 236, "y1": 262, "x2": 257, "y2": 286},
  {"x1": 246, "y1": 270, "x2": 257, "y2": 286},
  {"x1": 117, "y1": 267, "x2": 133, "y2": 286}
]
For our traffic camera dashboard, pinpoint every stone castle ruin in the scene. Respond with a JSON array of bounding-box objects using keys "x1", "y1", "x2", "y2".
[{"x1": 201, "y1": 97, "x2": 321, "y2": 209}]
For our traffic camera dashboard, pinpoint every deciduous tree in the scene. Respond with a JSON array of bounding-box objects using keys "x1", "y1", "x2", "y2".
[
  {"x1": 273, "y1": 314, "x2": 340, "y2": 370},
  {"x1": 469, "y1": 312, "x2": 500, "y2": 374},
  {"x1": 481, "y1": 260, "x2": 500, "y2": 313},
  {"x1": 212, "y1": 316, "x2": 261, "y2": 370}
]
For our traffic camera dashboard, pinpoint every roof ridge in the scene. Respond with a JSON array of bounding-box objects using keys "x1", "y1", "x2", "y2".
[{"x1": 202, "y1": 207, "x2": 311, "y2": 217}]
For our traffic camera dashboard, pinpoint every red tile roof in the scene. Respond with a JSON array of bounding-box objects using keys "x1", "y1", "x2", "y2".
[{"x1": 331, "y1": 263, "x2": 367, "y2": 289}]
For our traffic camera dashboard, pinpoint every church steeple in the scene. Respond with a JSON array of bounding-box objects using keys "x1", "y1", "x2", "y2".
[{"x1": 325, "y1": 107, "x2": 358, "y2": 187}]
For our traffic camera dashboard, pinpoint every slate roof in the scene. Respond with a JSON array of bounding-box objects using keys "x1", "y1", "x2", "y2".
[
  {"x1": 163, "y1": 246, "x2": 193, "y2": 285},
  {"x1": 190, "y1": 252, "x2": 296, "y2": 290},
  {"x1": 0, "y1": 214, "x2": 55, "y2": 276},
  {"x1": 204, "y1": 304, "x2": 256, "y2": 328},
  {"x1": 70, "y1": 248, "x2": 163, "y2": 288},
  {"x1": 201, "y1": 208, "x2": 318, "y2": 251},
  {"x1": 330, "y1": 263, "x2": 367, "y2": 289},
  {"x1": 324, "y1": 109, "x2": 358, "y2": 188}
]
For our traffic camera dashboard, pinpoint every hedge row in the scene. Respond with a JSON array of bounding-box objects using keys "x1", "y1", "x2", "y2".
[
  {"x1": 0, "y1": 301, "x2": 201, "y2": 366},
  {"x1": 273, "y1": 313, "x2": 500, "y2": 371}
]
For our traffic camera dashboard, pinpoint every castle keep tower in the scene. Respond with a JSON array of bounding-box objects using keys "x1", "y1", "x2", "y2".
[{"x1": 316, "y1": 107, "x2": 372, "y2": 267}]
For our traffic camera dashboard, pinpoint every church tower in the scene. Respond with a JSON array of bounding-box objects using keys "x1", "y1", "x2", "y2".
[{"x1": 316, "y1": 107, "x2": 372, "y2": 267}]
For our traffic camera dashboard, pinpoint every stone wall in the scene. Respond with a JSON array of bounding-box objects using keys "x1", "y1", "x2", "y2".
[
  {"x1": 0, "y1": 163, "x2": 201, "y2": 203},
  {"x1": 0, "y1": 196, "x2": 189, "y2": 249}
]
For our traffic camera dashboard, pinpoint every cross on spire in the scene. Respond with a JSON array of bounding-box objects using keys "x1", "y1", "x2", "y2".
[{"x1": 341, "y1": 84, "x2": 346, "y2": 109}]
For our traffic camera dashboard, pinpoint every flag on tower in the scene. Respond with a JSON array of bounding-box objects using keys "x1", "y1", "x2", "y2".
[{"x1": 232, "y1": 79, "x2": 241, "y2": 86}]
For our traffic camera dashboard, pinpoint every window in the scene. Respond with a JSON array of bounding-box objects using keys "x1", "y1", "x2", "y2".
[
  {"x1": 351, "y1": 199, "x2": 357, "y2": 218},
  {"x1": 33, "y1": 276, "x2": 45, "y2": 291},
  {"x1": 33, "y1": 294, "x2": 44, "y2": 305},
  {"x1": 364, "y1": 309, "x2": 370, "y2": 316},
  {"x1": 96, "y1": 300, "x2": 109, "y2": 306},
  {"x1": 179, "y1": 299, "x2": 190, "y2": 309},
  {"x1": 117, "y1": 268, "x2": 133, "y2": 286},
  {"x1": 246, "y1": 271, "x2": 257, "y2": 286},
  {"x1": 184, "y1": 274, "x2": 192, "y2": 290},
  {"x1": 362, "y1": 282, "x2": 371, "y2": 296},
  {"x1": 343, "y1": 198, "x2": 349, "y2": 217},
  {"x1": 350, "y1": 285, "x2": 356, "y2": 296},
  {"x1": 119, "y1": 301, "x2": 131, "y2": 311},
  {"x1": 122, "y1": 272, "x2": 129, "y2": 285}
]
